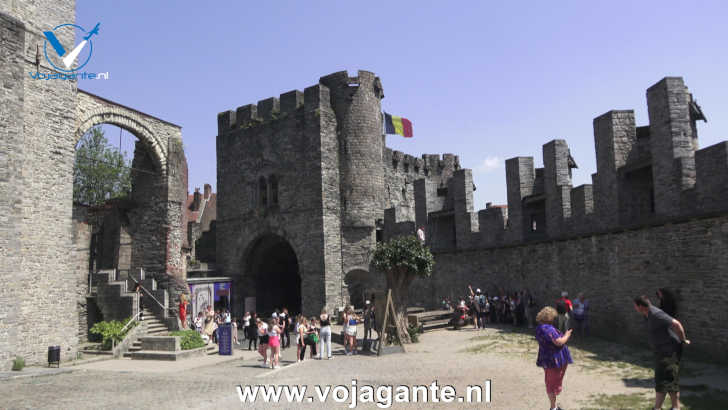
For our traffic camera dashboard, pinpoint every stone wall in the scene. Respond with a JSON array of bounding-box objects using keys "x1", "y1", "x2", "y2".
[
  {"x1": 383, "y1": 76, "x2": 728, "y2": 362},
  {"x1": 0, "y1": 1, "x2": 187, "y2": 368},
  {"x1": 72, "y1": 206, "x2": 92, "y2": 342},
  {"x1": 216, "y1": 70, "x2": 466, "y2": 313},
  {"x1": 409, "y1": 213, "x2": 728, "y2": 362},
  {"x1": 77, "y1": 91, "x2": 187, "y2": 279},
  {"x1": 216, "y1": 83, "x2": 336, "y2": 316},
  {"x1": 0, "y1": 12, "x2": 27, "y2": 369},
  {"x1": 0, "y1": 1, "x2": 80, "y2": 369}
]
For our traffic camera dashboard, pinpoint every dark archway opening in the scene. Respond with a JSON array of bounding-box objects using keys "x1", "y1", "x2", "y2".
[
  {"x1": 248, "y1": 235, "x2": 301, "y2": 315},
  {"x1": 345, "y1": 269, "x2": 371, "y2": 309}
]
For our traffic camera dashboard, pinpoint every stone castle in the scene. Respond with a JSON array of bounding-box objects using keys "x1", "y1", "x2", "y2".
[
  {"x1": 2, "y1": 0, "x2": 728, "y2": 369},
  {"x1": 217, "y1": 71, "x2": 728, "y2": 362},
  {"x1": 216, "y1": 70, "x2": 464, "y2": 314}
]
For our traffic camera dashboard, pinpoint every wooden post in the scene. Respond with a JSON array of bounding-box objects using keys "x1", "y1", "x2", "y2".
[
  {"x1": 376, "y1": 289, "x2": 406, "y2": 356},
  {"x1": 376, "y1": 290, "x2": 391, "y2": 357}
]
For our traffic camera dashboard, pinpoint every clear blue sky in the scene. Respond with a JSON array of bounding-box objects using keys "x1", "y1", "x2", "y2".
[{"x1": 77, "y1": 1, "x2": 728, "y2": 208}]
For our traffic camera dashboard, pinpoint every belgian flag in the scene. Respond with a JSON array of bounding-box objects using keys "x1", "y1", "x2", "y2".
[{"x1": 384, "y1": 112, "x2": 413, "y2": 138}]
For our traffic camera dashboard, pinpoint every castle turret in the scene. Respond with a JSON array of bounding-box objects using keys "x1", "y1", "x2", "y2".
[{"x1": 320, "y1": 70, "x2": 385, "y2": 228}]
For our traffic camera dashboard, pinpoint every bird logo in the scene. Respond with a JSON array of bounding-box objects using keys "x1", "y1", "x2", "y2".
[{"x1": 43, "y1": 22, "x2": 99, "y2": 73}]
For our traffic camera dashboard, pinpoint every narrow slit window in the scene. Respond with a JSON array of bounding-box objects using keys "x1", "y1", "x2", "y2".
[{"x1": 258, "y1": 176, "x2": 267, "y2": 207}]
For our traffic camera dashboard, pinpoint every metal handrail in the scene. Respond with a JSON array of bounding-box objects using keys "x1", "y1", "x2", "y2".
[
  {"x1": 127, "y1": 269, "x2": 167, "y2": 314},
  {"x1": 120, "y1": 311, "x2": 141, "y2": 335}
]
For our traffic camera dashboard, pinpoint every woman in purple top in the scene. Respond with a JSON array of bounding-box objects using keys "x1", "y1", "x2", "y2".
[{"x1": 535, "y1": 306, "x2": 573, "y2": 410}]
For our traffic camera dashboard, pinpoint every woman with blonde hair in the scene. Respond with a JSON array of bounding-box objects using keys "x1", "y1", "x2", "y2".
[
  {"x1": 535, "y1": 306, "x2": 573, "y2": 410},
  {"x1": 318, "y1": 309, "x2": 332, "y2": 360},
  {"x1": 178, "y1": 294, "x2": 189, "y2": 329},
  {"x1": 343, "y1": 306, "x2": 359, "y2": 355},
  {"x1": 202, "y1": 305, "x2": 216, "y2": 343}
]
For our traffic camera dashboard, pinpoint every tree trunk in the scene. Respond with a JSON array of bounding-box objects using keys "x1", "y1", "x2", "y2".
[{"x1": 385, "y1": 270, "x2": 415, "y2": 344}]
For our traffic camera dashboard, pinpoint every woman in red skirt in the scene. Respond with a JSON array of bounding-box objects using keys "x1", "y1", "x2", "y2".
[{"x1": 178, "y1": 295, "x2": 189, "y2": 329}]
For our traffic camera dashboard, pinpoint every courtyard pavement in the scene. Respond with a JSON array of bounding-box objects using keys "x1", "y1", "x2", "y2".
[{"x1": 1, "y1": 325, "x2": 726, "y2": 409}]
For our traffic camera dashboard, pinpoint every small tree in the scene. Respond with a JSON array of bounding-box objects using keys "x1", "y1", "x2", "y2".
[
  {"x1": 371, "y1": 235, "x2": 434, "y2": 344},
  {"x1": 73, "y1": 126, "x2": 131, "y2": 206}
]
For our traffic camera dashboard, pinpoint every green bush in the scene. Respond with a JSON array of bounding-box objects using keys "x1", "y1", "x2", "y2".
[
  {"x1": 407, "y1": 324, "x2": 422, "y2": 343},
  {"x1": 11, "y1": 356, "x2": 25, "y2": 371},
  {"x1": 169, "y1": 330, "x2": 206, "y2": 350},
  {"x1": 90, "y1": 317, "x2": 137, "y2": 350}
]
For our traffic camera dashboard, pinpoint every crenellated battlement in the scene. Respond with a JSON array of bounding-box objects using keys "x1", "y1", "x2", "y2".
[
  {"x1": 213, "y1": 71, "x2": 728, "y2": 359},
  {"x1": 382, "y1": 76, "x2": 727, "y2": 252},
  {"x1": 383, "y1": 148, "x2": 460, "y2": 178},
  {"x1": 216, "y1": 87, "x2": 319, "y2": 135}
]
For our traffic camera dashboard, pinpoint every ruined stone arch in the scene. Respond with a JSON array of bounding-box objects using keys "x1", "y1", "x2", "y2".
[
  {"x1": 73, "y1": 90, "x2": 187, "y2": 277},
  {"x1": 75, "y1": 103, "x2": 167, "y2": 173}
]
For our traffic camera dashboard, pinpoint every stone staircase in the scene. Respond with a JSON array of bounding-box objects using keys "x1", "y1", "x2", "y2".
[
  {"x1": 91, "y1": 269, "x2": 137, "y2": 321},
  {"x1": 90, "y1": 269, "x2": 222, "y2": 359},
  {"x1": 125, "y1": 308, "x2": 170, "y2": 357},
  {"x1": 125, "y1": 308, "x2": 218, "y2": 358}
]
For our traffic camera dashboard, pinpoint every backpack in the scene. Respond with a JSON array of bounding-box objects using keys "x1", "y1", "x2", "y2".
[{"x1": 478, "y1": 295, "x2": 486, "y2": 309}]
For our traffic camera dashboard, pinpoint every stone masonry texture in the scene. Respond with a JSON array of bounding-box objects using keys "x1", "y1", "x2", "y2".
[
  {"x1": 218, "y1": 71, "x2": 728, "y2": 362},
  {"x1": 4, "y1": 0, "x2": 728, "y2": 369},
  {"x1": 217, "y1": 71, "x2": 457, "y2": 316},
  {"x1": 0, "y1": 1, "x2": 188, "y2": 370}
]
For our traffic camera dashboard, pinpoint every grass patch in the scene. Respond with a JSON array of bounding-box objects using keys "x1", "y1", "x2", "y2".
[
  {"x1": 582, "y1": 392, "x2": 651, "y2": 410},
  {"x1": 581, "y1": 387, "x2": 728, "y2": 410}
]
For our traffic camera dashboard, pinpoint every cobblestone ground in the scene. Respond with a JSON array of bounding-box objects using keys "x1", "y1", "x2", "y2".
[{"x1": 1, "y1": 325, "x2": 727, "y2": 409}]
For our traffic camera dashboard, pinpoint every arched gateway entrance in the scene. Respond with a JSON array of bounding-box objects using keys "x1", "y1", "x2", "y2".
[{"x1": 246, "y1": 234, "x2": 301, "y2": 315}]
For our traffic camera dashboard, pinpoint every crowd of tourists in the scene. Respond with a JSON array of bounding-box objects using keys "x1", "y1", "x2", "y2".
[
  {"x1": 175, "y1": 284, "x2": 687, "y2": 409},
  {"x1": 443, "y1": 286, "x2": 591, "y2": 337},
  {"x1": 185, "y1": 305, "x2": 240, "y2": 345},
  {"x1": 443, "y1": 286, "x2": 541, "y2": 330},
  {"x1": 205, "y1": 302, "x2": 378, "y2": 369}
]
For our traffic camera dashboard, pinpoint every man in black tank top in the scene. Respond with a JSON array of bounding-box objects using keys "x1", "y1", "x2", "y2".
[{"x1": 280, "y1": 308, "x2": 290, "y2": 348}]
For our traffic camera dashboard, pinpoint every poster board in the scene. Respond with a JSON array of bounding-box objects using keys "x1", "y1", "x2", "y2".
[
  {"x1": 189, "y1": 283, "x2": 214, "y2": 319},
  {"x1": 218, "y1": 324, "x2": 233, "y2": 355}
]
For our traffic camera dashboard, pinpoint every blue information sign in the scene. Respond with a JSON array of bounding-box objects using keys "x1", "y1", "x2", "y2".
[{"x1": 218, "y1": 324, "x2": 232, "y2": 355}]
